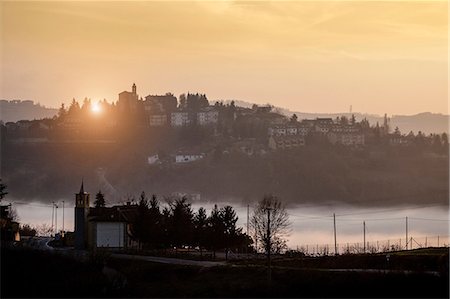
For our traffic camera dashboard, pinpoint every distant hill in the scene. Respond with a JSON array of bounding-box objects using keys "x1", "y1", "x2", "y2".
[
  {"x1": 390, "y1": 113, "x2": 449, "y2": 135},
  {"x1": 223, "y1": 100, "x2": 449, "y2": 135},
  {"x1": 0, "y1": 100, "x2": 57, "y2": 123}
]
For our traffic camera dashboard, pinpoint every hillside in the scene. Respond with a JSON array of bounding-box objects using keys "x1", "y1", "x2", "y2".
[
  {"x1": 2, "y1": 139, "x2": 448, "y2": 207},
  {"x1": 225, "y1": 100, "x2": 449, "y2": 135},
  {"x1": 0, "y1": 100, "x2": 57, "y2": 123}
]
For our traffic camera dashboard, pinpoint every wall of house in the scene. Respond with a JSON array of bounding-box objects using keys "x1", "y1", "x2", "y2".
[{"x1": 95, "y1": 222, "x2": 125, "y2": 248}]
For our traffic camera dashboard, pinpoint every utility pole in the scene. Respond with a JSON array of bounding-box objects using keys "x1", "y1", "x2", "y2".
[
  {"x1": 55, "y1": 203, "x2": 58, "y2": 235},
  {"x1": 254, "y1": 223, "x2": 258, "y2": 254},
  {"x1": 51, "y1": 202, "x2": 54, "y2": 236},
  {"x1": 406, "y1": 216, "x2": 408, "y2": 250},
  {"x1": 246, "y1": 204, "x2": 249, "y2": 258},
  {"x1": 363, "y1": 221, "x2": 366, "y2": 253},
  {"x1": 247, "y1": 204, "x2": 249, "y2": 236},
  {"x1": 62, "y1": 200, "x2": 65, "y2": 235},
  {"x1": 333, "y1": 213, "x2": 337, "y2": 255}
]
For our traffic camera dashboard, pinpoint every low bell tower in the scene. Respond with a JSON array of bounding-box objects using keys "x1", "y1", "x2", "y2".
[{"x1": 74, "y1": 180, "x2": 90, "y2": 249}]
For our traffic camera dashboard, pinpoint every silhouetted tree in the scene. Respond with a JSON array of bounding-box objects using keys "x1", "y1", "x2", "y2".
[
  {"x1": 193, "y1": 207, "x2": 208, "y2": 255},
  {"x1": 339, "y1": 116, "x2": 349, "y2": 125},
  {"x1": 94, "y1": 191, "x2": 105, "y2": 208},
  {"x1": 132, "y1": 192, "x2": 150, "y2": 249},
  {"x1": 290, "y1": 114, "x2": 298, "y2": 123},
  {"x1": 250, "y1": 195, "x2": 291, "y2": 254},
  {"x1": 68, "y1": 98, "x2": 80, "y2": 115},
  {"x1": 220, "y1": 205, "x2": 239, "y2": 260},
  {"x1": 208, "y1": 204, "x2": 225, "y2": 258},
  {"x1": 0, "y1": 179, "x2": 7, "y2": 201},
  {"x1": 432, "y1": 134, "x2": 442, "y2": 152},
  {"x1": 441, "y1": 133, "x2": 449, "y2": 153},
  {"x1": 179, "y1": 94, "x2": 187, "y2": 109},
  {"x1": 58, "y1": 104, "x2": 67, "y2": 119},
  {"x1": 147, "y1": 194, "x2": 163, "y2": 248},
  {"x1": 20, "y1": 224, "x2": 37, "y2": 237},
  {"x1": 167, "y1": 197, "x2": 194, "y2": 249}
]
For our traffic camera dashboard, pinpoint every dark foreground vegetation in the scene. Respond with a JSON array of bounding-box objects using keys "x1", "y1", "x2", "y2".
[{"x1": 2, "y1": 247, "x2": 448, "y2": 298}]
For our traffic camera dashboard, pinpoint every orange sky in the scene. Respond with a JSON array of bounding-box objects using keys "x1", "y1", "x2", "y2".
[{"x1": 1, "y1": 1, "x2": 448, "y2": 115}]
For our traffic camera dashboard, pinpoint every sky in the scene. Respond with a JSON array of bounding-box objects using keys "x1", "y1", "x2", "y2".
[{"x1": 1, "y1": 0, "x2": 448, "y2": 115}]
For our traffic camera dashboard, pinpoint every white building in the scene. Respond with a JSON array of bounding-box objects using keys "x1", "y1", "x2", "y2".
[
  {"x1": 328, "y1": 132, "x2": 365, "y2": 146},
  {"x1": 268, "y1": 125, "x2": 287, "y2": 136},
  {"x1": 268, "y1": 135, "x2": 305, "y2": 150},
  {"x1": 149, "y1": 114, "x2": 167, "y2": 127},
  {"x1": 147, "y1": 154, "x2": 160, "y2": 165},
  {"x1": 297, "y1": 125, "x2": 311, "y2": 136},
  {"x1": 175, "y1": 154, "x2": 205, "y2": 163},
  {"x1": 197, "y1": 108, "x2": 219, "y2": 125},
  {"x1": 171, "y1": 111, "x2": 190, "y2": 127}
]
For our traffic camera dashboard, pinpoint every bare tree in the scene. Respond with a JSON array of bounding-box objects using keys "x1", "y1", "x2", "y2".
[
  {"x1": 0, "y1": 179, "x2": 8, "y2": 201},
  {"x1": 36, "y1": 223, "x2": 53, "y2": 236},
  {"x1": 8, "y1": 206, "x2": 19, "y2": 222},
  {"x1": 250, "y1": 195, "x2": 291, "y2": 254}
]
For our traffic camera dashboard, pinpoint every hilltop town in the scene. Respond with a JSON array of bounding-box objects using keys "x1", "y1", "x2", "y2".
[
  {"x1": 1, "y1": 84, "x2": 448, "y2": 205},
  {"x1": 2, "y1": 83, "x2": 448, "y2": 149}
]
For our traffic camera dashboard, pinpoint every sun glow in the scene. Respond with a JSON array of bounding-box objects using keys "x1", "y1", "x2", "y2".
[{"x1": 91, "y1": 102, "x2": 102, "y2": 114}]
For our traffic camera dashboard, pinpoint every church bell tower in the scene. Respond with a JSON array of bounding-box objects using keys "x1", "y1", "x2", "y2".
[{"x1": 74, "y1": 180, "x2": 90, "y2": 249}]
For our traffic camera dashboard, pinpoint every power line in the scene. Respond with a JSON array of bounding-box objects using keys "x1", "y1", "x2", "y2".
[
  {"x1": 288, "y1": 212, "x2": 332, "y2": 220},
  {"x1": 5, "y1": 201, "x2": 52, "y2": 208},
  {"x1": 337, "y1": 217, "x2": 405, "y2": 222},
  {"x1": 409, "y1": 217, "x2": 450, "y2": 222},
  {"x1": 335, "y1": 203, "x2": 446, "y2": 217}
]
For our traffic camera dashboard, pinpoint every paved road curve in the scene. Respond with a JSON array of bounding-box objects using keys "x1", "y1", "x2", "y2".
[{"x1": 111, "y1": 253, "x2": 226, "y2": 267}]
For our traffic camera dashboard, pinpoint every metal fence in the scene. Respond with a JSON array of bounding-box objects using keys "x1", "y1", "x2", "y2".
[{"x1": 294, "y1": 235, "x2": 450, "y2": 256}]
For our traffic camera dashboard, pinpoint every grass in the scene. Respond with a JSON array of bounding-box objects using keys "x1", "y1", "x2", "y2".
[
  {"x1": 107, "y1": 257, "x2": 449, "y2": 298},
  {"x1": 1, "y1": 247, "x2": 121, "y2": 298},
  {"x1": 1, "y1": 246, "x2": 448, "y2": 298}
]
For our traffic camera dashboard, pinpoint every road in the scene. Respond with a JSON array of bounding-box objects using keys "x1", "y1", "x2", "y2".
[
  {"x1": 111, "y1": 253, "x2": 226, "y2": 267},
  {"x1": 21, "y1": 236, "x2": 54, "y2": 250}
]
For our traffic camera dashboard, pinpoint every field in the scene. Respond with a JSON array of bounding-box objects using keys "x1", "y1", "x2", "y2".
[{"x1": 1, "y1": 246, "x2": 448, "y2": 298}]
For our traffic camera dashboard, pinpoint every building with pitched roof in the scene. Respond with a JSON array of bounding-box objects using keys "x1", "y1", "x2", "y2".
[{"x1": 74, "y1": 182, "x2": 138, "y2": 250}]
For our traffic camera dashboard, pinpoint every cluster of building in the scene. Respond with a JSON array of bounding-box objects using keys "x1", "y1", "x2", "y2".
[
  {"x1": 268, "y1": 117, "x2": 365, "y2": 150},
  {"x1": 4, "y1": 84, "x2": 441, "y2": 154},
  {"x1": 119, "y1": 84, "x2": 219, "y2": 127},
  {"x1": 147, "y1": 153, "x2": 205, "y2": 165}
]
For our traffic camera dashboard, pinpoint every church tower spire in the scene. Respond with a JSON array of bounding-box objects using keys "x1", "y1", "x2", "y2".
[{"x1": 79, "y1": 179, "x2": 85, "y2": 194}]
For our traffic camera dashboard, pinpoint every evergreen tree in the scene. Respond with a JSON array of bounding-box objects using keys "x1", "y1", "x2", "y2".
[
  {"x1": 208, "y1": 204, "x2": 225, "y2": 258},
  {"x1": 94, "y1": 191, "x2": 105, "y2": 208},
  {"x1": 351, "y1": 114, "x2": 356, "y2": 125},
  {"x1": 193, "y1": 207, "x2": 208, "y2": 255},
  {"x1": 167, "y1": 197, "x2": 194, "y2": 249},
  {"x1": 290, "y1": 114, "x2": 298, "y2": 123},
  {"x1": 148, "y1": 194, "x2": 163, "y2": 248},
  {"x1": 132, "y1": 192, "x2": 150, "y2": 249},
  {"x1": 58, "y1": 103, "x2": 67, "y2": 119},
  {"x1": 220, "y1": 205, "x2": 239, "y2": 260}
]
